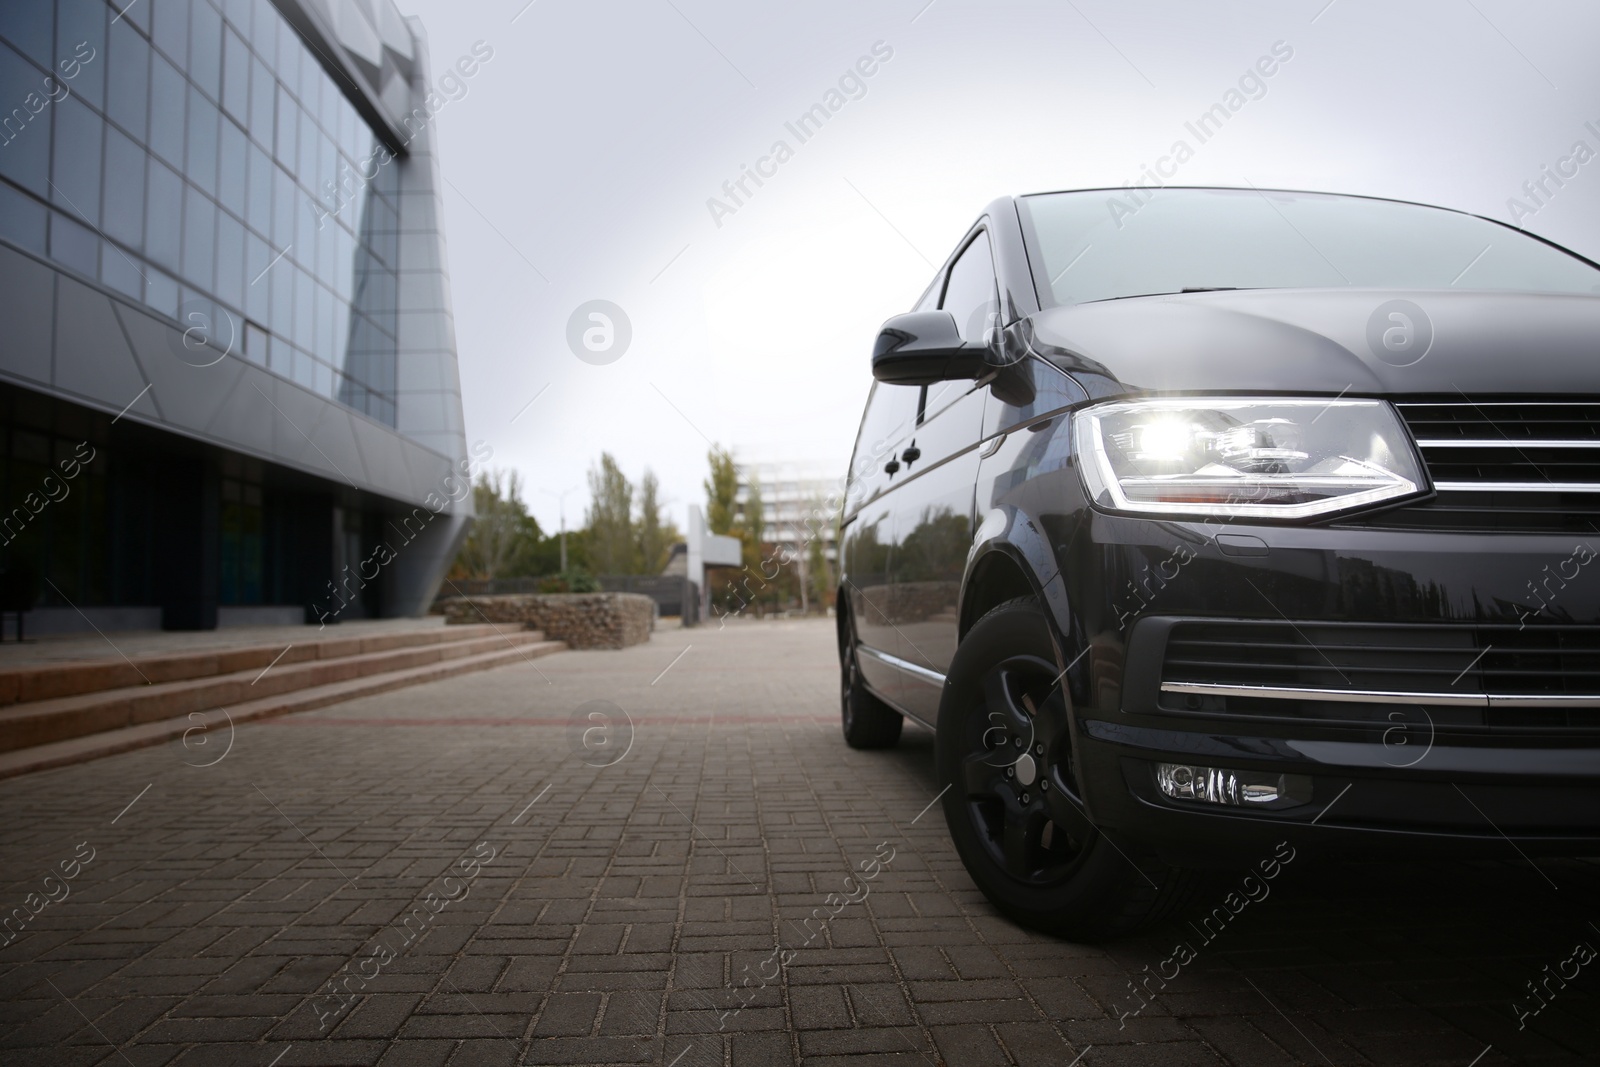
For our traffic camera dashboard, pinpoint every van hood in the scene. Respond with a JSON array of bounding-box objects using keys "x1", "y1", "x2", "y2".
[{"x1": 1022, "y1": 288, "x2": 1600, "y2": 398}]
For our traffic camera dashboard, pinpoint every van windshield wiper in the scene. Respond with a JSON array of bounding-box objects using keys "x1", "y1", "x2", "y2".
[{"x1": 1080, "y1": 286, "x2": 1271, "y2": 303}]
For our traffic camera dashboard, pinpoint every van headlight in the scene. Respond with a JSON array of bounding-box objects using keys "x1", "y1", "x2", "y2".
[{"x1": 1073, "y1": 397, "x2": 1428, "y2": 520}]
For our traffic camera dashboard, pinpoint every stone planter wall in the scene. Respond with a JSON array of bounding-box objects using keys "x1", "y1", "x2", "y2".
[{"x1": 437, "y1": 593, "x2": 654, "y2": 650}]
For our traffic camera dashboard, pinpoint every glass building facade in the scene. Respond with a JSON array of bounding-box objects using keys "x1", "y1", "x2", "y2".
[
  {"x1": 0, "y1": 0, "x2": 470, "y2": 632},
  {"x1": 0, "y1": 0, "x2": 400, "y2": 425}
]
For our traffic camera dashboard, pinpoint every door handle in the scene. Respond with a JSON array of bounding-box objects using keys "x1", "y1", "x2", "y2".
[
  {"x1": 884, "y1": 459, "x2": 901, "y2": 476},
  {"x1": 901, "y1": 446, "x2": 921, "y2": 464}
]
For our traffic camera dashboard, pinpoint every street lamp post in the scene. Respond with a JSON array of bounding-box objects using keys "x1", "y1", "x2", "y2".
[{"x1": 541, "y1": 484, "x2": 579, "y2": 573}]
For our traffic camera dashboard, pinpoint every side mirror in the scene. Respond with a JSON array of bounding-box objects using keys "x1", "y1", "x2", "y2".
[{"x1": 871, "y1": 311, "x2": 991, "y2": 386}]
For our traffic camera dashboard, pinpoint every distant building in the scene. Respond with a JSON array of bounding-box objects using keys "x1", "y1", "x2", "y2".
[
  {"x1": 0, "y1": 0, "x2": 470, "y2": 632},
  {"x1": 733, "y1": 451, "x2": 843, "y2": 570}
]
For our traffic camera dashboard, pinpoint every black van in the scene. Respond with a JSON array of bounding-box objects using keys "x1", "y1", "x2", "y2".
[{"x1": 837, "y1": 187, "x2": 1600, "y2": 939}]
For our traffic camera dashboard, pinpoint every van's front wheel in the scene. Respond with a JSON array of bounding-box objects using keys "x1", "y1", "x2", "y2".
[{"x1": 937, "y1": 597, "x2": 1194, "y2": 941}]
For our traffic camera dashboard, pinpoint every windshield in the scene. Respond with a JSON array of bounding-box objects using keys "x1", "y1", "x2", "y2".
[{"x1": 1021, "y1": 187, "x2": 1600, "y2": 306}]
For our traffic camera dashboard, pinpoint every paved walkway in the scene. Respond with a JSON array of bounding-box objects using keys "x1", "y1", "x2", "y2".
[{"x1": 0, "y1": 617, "x2": 1595, "y2": 1065}]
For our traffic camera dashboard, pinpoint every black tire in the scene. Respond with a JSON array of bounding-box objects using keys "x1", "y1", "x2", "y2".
[
  {"x1": 840, "y1": 617, "x2": 903, "y2": 750},
  {"x1": 937, "y1": 596, "x2": 1195, "y2": 941}
]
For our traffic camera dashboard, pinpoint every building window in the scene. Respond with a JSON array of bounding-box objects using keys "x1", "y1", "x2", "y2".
[{"x1": 0, "y1": 0, "x2": 402, "y2": 426}]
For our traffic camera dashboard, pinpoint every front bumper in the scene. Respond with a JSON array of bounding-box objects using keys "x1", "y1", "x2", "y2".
[{"x1": 1062, "y1": 513, "x2": 1600, "y2": 865}]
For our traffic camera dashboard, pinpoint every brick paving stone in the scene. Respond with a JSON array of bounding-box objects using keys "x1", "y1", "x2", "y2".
[{"x1": 0, "y1": 618, "x2": 1596, "y2": 1064}]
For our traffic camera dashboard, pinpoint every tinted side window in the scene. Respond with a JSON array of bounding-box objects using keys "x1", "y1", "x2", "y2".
[
  {"x1": 941, "y1": 233, "x2": 999, "y2": 343},
  {"x1": 848, "y1": 382, "x2": 921, "y2": 489}
]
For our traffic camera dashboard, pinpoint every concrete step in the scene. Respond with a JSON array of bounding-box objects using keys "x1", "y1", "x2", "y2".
[
  {"x1": 0, "y1": 629, "x2": 551, "y2": 754},
  {"x1": 0, "y1": 624, "x2": 510, "y2": 707},
  {"x1": 0, "y1": 637, "x2": 567, "y2": 780}
]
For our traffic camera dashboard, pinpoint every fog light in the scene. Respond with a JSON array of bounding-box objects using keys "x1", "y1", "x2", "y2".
[{"x1": 1155, "y1": 763, "x2": 1310, "y2": 807}]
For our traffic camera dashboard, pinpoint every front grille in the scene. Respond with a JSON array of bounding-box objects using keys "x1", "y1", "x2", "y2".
[
  {"x1": 1159, "y1": 620, "x2": 1600, "y2": 729},
  {"x1": 1377, "y1": 401, "x2": 1600, "y2": 532}
]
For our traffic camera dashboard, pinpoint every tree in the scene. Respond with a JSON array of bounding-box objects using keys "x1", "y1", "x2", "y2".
[
  {"x1": 636, "y1": 469, "x2": 681, "y2": 575},
  {"x1": 731, "y1": 472, "x2": 774, "y2": 613},
  {"x1": 740, "y1": 477, "x2": 764, "y2": 552},
  {"x1": 704, "y1": 446, "x2": 738, "y2": 535},
  {"x1": 453, "y1": 469, "x2": 545, "y2": 579},
  {"x1": 585, "y1": 453, "x2": 636, "y2": 575},
  {"x1": 807, "y1": 519, "x2": 832, "y2": 611}
]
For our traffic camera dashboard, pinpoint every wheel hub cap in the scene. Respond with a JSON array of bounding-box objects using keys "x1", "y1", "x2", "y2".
[{"x1": 1014, "y1": 752, "x2": 1037, "y2": 787}]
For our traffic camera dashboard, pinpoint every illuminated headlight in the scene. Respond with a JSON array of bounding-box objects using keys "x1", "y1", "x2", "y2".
[
  {"x1": 1074, "y1": 397, "x2": 1427, "y2": 520},
  {"x1": 1155, "y1": 763, "x2": 1312, "y2": 808}
]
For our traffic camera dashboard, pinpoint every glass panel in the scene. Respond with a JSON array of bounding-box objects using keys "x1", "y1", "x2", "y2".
[
  {"x1": 147, "y1": 51, "x2": 185, "y2": 167},
  {"x1": 250, "y1": 0, "x2": 275, "y2": 70},
  {"x1": 244, "y1": 229, "x2": 269, "y2": 320},
  {"x1": 268, "y1": 248, "x2": 291, "y2": 335},
  {"x1": 291, "y1": 347, "x2": 315, "y2": 389},
  {"x1": 102, "y1": 125, "x2": 144, "y2": 248},
  {"x1": 329, "y1": 292, "x2": 350, "y2": 369},
  {"x1": 247, "y1": 54, "x2": 271, "y2": 147},
  {"x1": 0, "y1": 180, "x2": 48, "y2": 254},
  {"x1": 49, "y1": 211, "x2": 98, "y2": 276},
  {"x1": 150, "y1": 0, "x2": 189, "y2": 68},
  {"x1": 185, "y1": 86, "x2": 217, "y2": 194},
  {"x1": 940, "y1": 232, "x2": 997, "y2": 344},
  {"x1": 245, "y1": 321, "x2": 267, "y2": 365},
  {"x1": 223, "y1": 0, "x2": 251, "y2": 33},
  {"x1": 315, "y1": 200, "x2": 333, "y2": 281},
  {"x1": 0, "y1": 42, "x2": 52, "y2": 197},
  {"x1": 222, "y1": 25, "x2": 248, "y2": 122},
  {"x1": 217, "y1": 115, "x2": 246, "y2": 217},
  {"x1": 55, "y1": 0, "x2": 106, "y2": 112},
  {"x1": 295, "y1": 102, "x2": 314, "y2": 185},
  {"x1": 272, "y1": 81, "x2": 293, "y2": 168},
  {"x1": 296, "y1": 41, "x2": 317, "y2": 115},
  {"x1": 294, "y1": 179, "x2": 315, "y2": 275},
  {"x1": 245, "y1": 139, "x2": 270, "y2": 233},
  {"x1": 50, "y1": 94, "x2": 101, "y2": 227},
  {"x1": 145, "y1": 158, "x2": 182, "y2": 270},
  {"x1": 274, "y1": 17, "x2": 297, "y2": 87},
  {"x1": 270, "y1": 159, "x2": 292, "y2": 249},
  {"x1": 120, "y1": 0, "x2": 151, "y2": 33},
  {"x1": 314, "y1": 280, "x2": 332, "y2": 359},
  {"x1": 0, "y1": 2, "x2": 54, "y2": 68},
  {"x1": 215, "y1": 207, "x2": 244, "y2": 309},
  {"x1": 331, "y1": 221, "x2": 353, "y2": 301},
  {"x1": 145, "y1": 266, "x2": 179, "y2": 317},
  {"x1": 316, "y1": 128, "x2": 334, "y2": 209},
  {"x1": 105, "y1": 19, "x2": 148, "y2": 142},
  {"x1": 182, "y1": 183, "x2": 215, "y2": 288},
  {"x1": 293, "y1": 264, "x2": 312, "y2": 348},
  {"x1": 373, "y1": 153, "x2": 398, "y2": 197},
  {"x1": 100, "y1": 239, "x2": 144, "y2": 299},
  {"x1": 188, "y1": 0, "x2": 221, "y2": 100},
  {"x1": 269, "y1": 333, "x2": 291, "y2": 376}
]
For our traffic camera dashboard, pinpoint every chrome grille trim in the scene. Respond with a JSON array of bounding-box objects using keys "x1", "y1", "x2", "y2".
[
  {"x1": 1418, "y1": 440, "x2": 1600, "y2": 449},
  {"x1": 1432, "y1": 481, "x2": 1600, "y2": 492},
  {"x1": 1389, "y1": 400, "x2": 1600, "y2": 530},
  {"x1": 1160, "y1": 681, "x2": 1600, "y2": 710}
]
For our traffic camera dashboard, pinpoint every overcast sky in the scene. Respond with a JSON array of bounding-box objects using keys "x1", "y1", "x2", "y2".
[{"x1": 394, "y1": 0, "x2": 1600, "y2": 538}]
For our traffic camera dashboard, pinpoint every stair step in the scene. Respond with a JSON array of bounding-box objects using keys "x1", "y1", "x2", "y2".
[
  {"x1": 0, "y1": 629, "x2": 551, "y2": 754},
  {"x1": 0, "y1": 639, "x2": 567, "y2": 780},
  {"x1": 0, "y1": 624, "x2": 516, "y2": 707}
]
